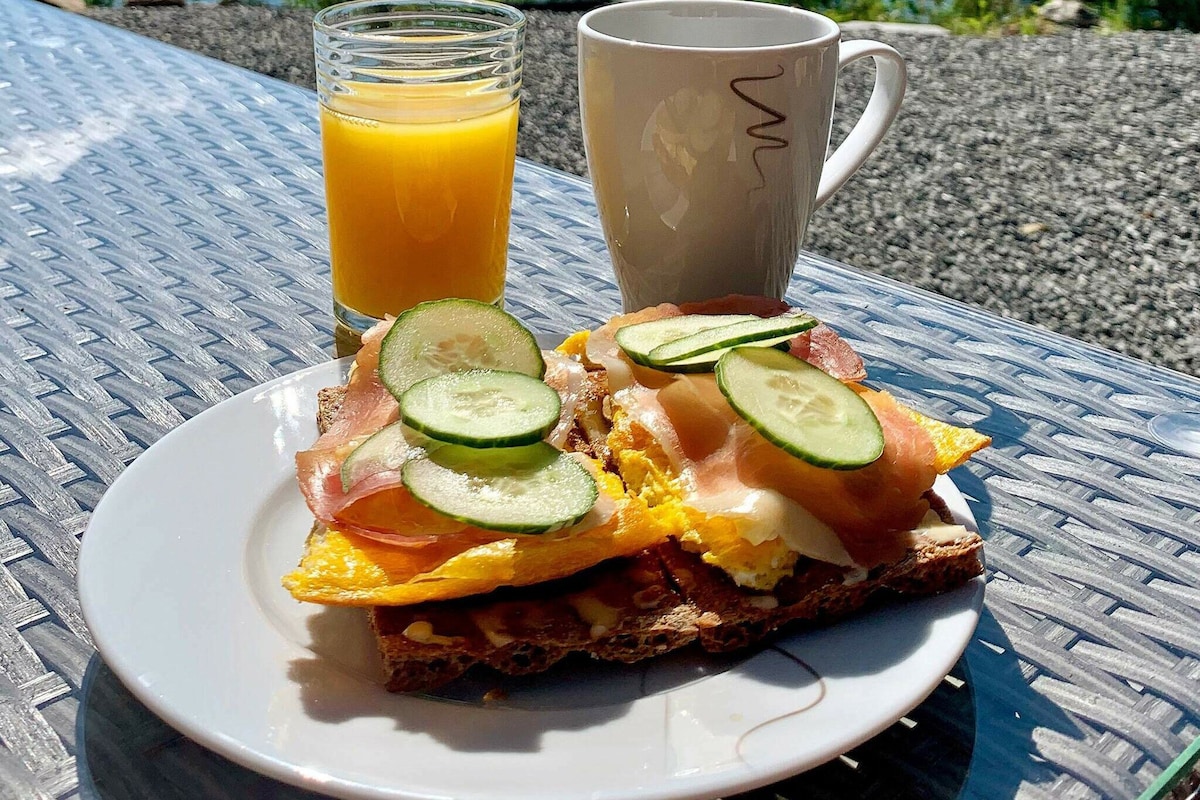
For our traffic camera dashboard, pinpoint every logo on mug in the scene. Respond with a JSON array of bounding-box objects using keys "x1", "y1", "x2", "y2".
[{"x1": 730, "y1": 65, "x2": 789, "y2": 192}]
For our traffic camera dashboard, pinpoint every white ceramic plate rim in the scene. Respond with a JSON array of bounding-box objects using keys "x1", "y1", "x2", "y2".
[{"x1": 78, "y1": 357, "x2": 984, "y2": 800}]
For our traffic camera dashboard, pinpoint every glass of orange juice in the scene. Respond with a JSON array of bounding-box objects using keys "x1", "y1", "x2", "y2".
[{"x1": 313, "y1": 0, "x2": 525, "y2": 334}]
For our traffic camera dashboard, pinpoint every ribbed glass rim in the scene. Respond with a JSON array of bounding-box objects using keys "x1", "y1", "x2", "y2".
[{"x1": 314, "y1": 0, "x2": 526, "y2": 46}]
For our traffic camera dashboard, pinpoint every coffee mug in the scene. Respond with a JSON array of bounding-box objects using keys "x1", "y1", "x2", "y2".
[{"x1": 578, "y1": 0, "x2": 906, "y2": 310}]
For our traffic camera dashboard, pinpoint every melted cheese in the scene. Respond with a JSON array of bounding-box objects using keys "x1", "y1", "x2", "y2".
[
  {"x1": 402, "y1": 621, "x2": 459, "y2": 646},
  {"x1": 469, "y1": 607, "x2": 516, "y2": 648},
  {"x1": 913, "y1": 509, "x2": 973, "y2": 545},
  {"x1": 567, "y1": 594, "x2": 623, "y2": 639},
  {"x1": 687, "y1": 488, "x2": 855, "y2": 567}
]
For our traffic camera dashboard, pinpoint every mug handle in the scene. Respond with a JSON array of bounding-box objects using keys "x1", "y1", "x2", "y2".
[{"x1": 813, "y1": 40, "x2": 907, "y2": 210}]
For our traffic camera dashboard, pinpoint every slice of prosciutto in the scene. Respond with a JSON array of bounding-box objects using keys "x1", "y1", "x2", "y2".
[
  {"x1": 542, "y1": 349, "x2": 588, "y2": 448},
  {"x1": 603, "y1": 295, "x2": 936, "y2": 567},
  {"x1": 311, "y1": 321, "x2": 398, "y2": 451},
  {"x1": 294, "y1": 320, "x2": 466, "y2": 545},
  {"x1": 732, "y1": 388, "x2": 937, "y2": 565},
  {"x1": 296, "y1": 322, "x2": 615, "y2": 545},
  {"x1": 788, "y1": 325, "x2": 867, "y2": 383},
  {"x1": 586, "y1": 303, "x2": 685, "y2": 392}
]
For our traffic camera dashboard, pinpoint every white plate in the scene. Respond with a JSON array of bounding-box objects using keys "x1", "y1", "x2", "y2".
[{"x1": 78, "y1": 358, "x2": 985, "y2": 800}]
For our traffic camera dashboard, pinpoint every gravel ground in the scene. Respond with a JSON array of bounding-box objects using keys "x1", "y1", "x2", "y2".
[{"x1": 87, "y1": 6, "x2": 1200, "y2": 378}]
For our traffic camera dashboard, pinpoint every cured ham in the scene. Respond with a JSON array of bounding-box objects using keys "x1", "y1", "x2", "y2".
[
  {"x1": 294, "y1": 319, "x2": 457, "y2": 545},
  {"x1": 296, "y1": 294, "x2": 902, "y2": 555},
  {"x1": 312, "y1": 321, "x2": 399, "y2": 450},
  {"x1": 542, "y1": 350, "x2": 587, "y2": 448},
  {"x1": 734, "y1": 389, "x2": 937, "y2": 565},
  {"x1": 586, "y1": 303, "x2": 683, "y2": 392},
  {"x1": 603, "y1": 295, "x2": 938, "y2": 568},
  {"x1": 296, "y1": 321, "x2": 616, "y2": 545},
  {"x1": 788, "y1": 325, "x2": 866, "y2": 383}
]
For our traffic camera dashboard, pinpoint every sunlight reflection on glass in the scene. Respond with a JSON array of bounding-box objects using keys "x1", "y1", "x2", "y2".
[{"x1": 1148, "y1": 411, "x2": 1200, "y2": 458}]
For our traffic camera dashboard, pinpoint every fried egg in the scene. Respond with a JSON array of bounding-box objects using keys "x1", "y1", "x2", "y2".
[{"x1": 283, "y1": 465, "x2": 673, "y2": 606}]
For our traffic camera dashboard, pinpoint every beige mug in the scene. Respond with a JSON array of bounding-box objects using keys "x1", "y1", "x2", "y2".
[{"x1": 578, "y1": 0, "x2": 906, "y2": 309}]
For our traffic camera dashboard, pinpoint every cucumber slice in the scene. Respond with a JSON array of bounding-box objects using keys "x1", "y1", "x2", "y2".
[
  {"x1": 340, "y1": 421, "x2": 437, "y2": 491},
  {"x1": 648, "y1": 335, "x2": 796, "y2": 373},
  {"x1": 401, "y1": 443, "x2": 598, "y2": 533},
  {"x1": 647, "y1": 314, "x2": 818, "y2": 365},
  {"x1": 378, "y1": 299, "x2": 544, "y2": 399},
  {"x1": 399, "y1": 370, "x2": 561, "y2": 448},
  {"x1": 715, "y1": 346, "x2": 884, "y2": 470},
  {"x1": 615, "y1": 314, "x2": 756, "y2": 366}
]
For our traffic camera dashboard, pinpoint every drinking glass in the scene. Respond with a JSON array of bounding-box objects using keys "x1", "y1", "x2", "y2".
[
  {"x1": 314, "y1": 0, "x2": 525, "y2": 335},
  {"x1": 1148, "y1": 411, "x2": 1200, "y2": 458}
]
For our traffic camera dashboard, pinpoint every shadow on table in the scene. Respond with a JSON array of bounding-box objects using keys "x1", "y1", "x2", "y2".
[
  {"x1": 955, "y1": 607, "x2": 1087, "y2": 800},
  {"x1": 76, "y1": 655, "x2": 328, "y2": 800},
  {"x1": 733, "y1": 604, "x2": 1081, "y2": 800},
  {"x1": 868, "y1": 359, "x2": 1035, "y2": 540}
]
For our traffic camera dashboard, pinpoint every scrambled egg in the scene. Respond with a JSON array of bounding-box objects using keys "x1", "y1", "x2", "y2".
[
  {"x1": 557, "y1": 330, "x2": 591, "y2": 363},
  {"x1": 283, "y1": 466, "x2": 671, "y2": 606},
  {"x1": 609, "y1": 398, "x2": 990, "y2": 591},
  {"x1": 608, "y1": 408, "x2": 802, "y2": 589},
  {"x1": 901, "y1": 407, "x2": 990, "y2": 474}
]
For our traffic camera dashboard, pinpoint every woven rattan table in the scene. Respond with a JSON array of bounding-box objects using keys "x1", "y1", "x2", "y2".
[{"x1": 1, "y1": 1, "x2": 1198, "y2": 797}]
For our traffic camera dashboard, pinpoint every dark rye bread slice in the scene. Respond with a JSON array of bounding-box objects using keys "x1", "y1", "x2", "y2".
[
  {"x1": 311, "y1": 379, "x2": 983, "y2": 694},
  {"x1": 369, "y1": 549, "x2": 702, "y2": 692},
  {"x1": 662, "y1": 512, "x2": 983, "y2": 654},
  {"x1": 313, "y1": 383, "x2": 704, "y2": 693},
  {"x1": 316, "y1": 385, "x2": 348, "y2": 434}
]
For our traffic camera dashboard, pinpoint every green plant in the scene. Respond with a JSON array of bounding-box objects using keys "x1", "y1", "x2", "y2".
[
  {"x1": 1015, "y1": 7, "x2": 1045, "y2": 32},
  {"x1": 283, "y1": 0, "x2": 324, "y2": 8},
  {"x1": 1099, "y1": 0, "x2": 1131, "y2": 29},
  {"x1": 1158, "y1": 0, "x2": 1200, "y2": 29},
  {"x1": 1117, "y1": 0, "x2": 1200, "y2": 30},
  {"x1": 283, "y1": 0, "x2": 1198, "y2": 33},
  {"x1": 1055, "y1": 0, "x2": 1200, "y2": 29},
  {"x1": 774, "y1": 0, "x2": 1039, "y2": 33}
]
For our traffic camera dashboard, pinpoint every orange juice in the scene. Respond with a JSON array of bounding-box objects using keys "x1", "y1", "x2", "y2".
[{"x1": 320, "y1": 84, "x2": 519, "y2": 322}]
